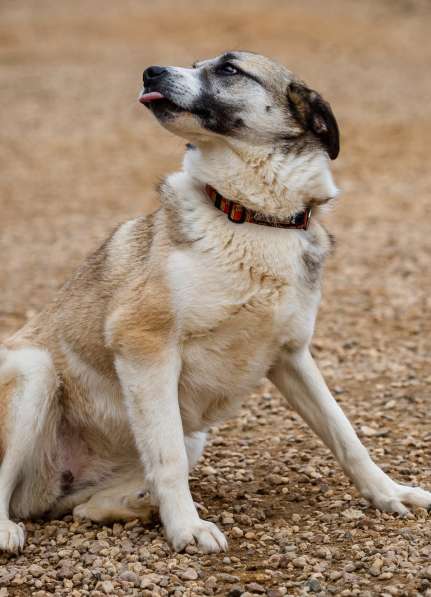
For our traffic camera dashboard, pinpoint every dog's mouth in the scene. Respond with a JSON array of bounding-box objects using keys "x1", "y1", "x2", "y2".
[
  {"x1": 139, "y1": 91, "x2": 165, "y2": 104},
  {"x1": 139, "y1": 90, "x2": 186, "y2": 114}
]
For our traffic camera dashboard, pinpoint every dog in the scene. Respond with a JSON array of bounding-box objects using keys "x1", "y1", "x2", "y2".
[{"x1": 1, "y1": 51, "x2": 430, "y2": 555}]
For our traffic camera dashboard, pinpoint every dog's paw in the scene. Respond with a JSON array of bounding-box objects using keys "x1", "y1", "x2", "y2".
[
  {"x1": 362, "y1": 474, "x2": 431, "y2": 516},
  {"x1": 73, "y1": 502, "x2": 99, "y2": 522},
  {"x1": 73, "y1": 494, "x2": 157, "y2": 525},
  {"x1": 0, "y1": 520, "x2": 25, "y2": 553},
  {"x1": 72, "y1": 502, "x2": 94, "y2": 522},
  {"x1": 167, "y1": 519, "x2": 227, "y2": 554}
]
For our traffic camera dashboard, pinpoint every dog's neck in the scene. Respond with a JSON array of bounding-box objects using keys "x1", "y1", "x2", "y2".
[{"x1": 183, "y1": 139, "x2": 338, "y2": 219}]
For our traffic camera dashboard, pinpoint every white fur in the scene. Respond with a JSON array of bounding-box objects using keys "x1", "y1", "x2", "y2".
[
  {"x1": 115, "y1": 351, "x2": 227, "y2": 553},
  {"x1": 167, "y1": 66, "x2": 202, "y2": 105},
  {"x1": 183, "y1": 142, "x2": 338, "y2": 220}
]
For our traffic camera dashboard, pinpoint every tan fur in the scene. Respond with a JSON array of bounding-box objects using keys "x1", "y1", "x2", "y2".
[
  {"x1": 108, "y1": 275, "x2": 175, "y2": 360},
  {"x1": 0, "y1": 381, "x2": 14, "y2": 460}
]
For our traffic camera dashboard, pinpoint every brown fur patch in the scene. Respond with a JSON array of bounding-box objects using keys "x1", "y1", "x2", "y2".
[
  {"x1": 34, "y1": 212, "x2": 159, "y2": 379},
  {"x1": 108, "y1": 275, "x2": 175, "y2": 360}
]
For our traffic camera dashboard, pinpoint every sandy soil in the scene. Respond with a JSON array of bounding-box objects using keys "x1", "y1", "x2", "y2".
[{"x1": 1, "y1": 0, "x2": 431, "y2": 595}]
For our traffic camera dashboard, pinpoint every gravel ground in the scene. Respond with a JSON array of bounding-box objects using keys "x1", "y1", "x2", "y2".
[{"x1": 1, "y1": 1, "x2": 431, "y2": 595}]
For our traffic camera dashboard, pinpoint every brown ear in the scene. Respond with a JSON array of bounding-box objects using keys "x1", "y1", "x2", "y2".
[{"x1": 287, "y1": 82, "x2": 340, "y2": 160}]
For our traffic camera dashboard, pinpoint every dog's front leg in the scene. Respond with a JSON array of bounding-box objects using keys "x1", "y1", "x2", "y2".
[
  {"x1": 115, "y1": 348, "x2": 227, "y2": 553},
  {"x1": 269, "y1": 347, "x2": 431, "y2": 514}
]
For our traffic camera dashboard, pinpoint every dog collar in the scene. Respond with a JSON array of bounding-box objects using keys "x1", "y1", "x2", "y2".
[{"x1": 205, "y1": 184, "x2": 311, "y2": 230}]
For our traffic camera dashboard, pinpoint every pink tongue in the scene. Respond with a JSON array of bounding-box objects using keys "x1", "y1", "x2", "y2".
[{"x1": 139, "y1": 91, "x2": 165, "y2": 104}]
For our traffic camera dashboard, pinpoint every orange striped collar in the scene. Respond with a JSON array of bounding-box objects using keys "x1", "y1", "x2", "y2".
[{"x1": 205, "y1": 185, "x2": 311, "y2": 230}]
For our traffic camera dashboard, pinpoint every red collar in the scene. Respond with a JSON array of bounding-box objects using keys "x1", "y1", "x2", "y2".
[{"x1": 205, "y1": 185, "x2": 311, "y2": 230}]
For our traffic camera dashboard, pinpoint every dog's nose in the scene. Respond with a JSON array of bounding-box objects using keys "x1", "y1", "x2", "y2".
[{"x1": 143, "y1": 66, "x2": 168, "y2": 85}]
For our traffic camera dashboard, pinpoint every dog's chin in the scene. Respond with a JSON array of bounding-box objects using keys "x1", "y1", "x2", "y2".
[
  {"x1": 140, "y1": 94, "x2": 214, "y2": 140},
  {"x1": 140, "y1": 93, "x2": 201, "y2": 131},
  {"x1": 150, "y1": 106, "x2": 206, "y2": 140},
  {"x1": 149, "y1": 98, "x2": 187, "y2": 121},
  {"x1": 158, "y1": 115, "x2": 207, "y2": 143}
]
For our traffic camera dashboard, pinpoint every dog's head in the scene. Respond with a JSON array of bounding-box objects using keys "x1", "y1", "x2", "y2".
[{"x1": 139, "y1": 51, "x2": 339, "y2": 160}]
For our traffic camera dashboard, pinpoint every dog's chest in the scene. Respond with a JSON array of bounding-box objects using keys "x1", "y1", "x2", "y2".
[{"x1": 167, "y1": 244, "x2": 317, "y2": 430}]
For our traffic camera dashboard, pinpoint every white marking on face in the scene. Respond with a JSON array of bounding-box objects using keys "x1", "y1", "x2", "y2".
[
  {"x1": 168, "y1": 67, "x2": 202, "y2": 97},
  {"x1": 146, "y1": 66, "x2": 203, "y2": 112}
]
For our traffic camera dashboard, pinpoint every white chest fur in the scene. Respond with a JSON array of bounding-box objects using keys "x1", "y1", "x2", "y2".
[{"x1": 166, "y1": 226, "x2": 321, "y2": 432}]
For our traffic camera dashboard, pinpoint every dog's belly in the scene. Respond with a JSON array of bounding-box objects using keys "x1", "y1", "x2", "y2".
[{"x1": 58, "y1": 343, "x2": 138, "y2": 485}]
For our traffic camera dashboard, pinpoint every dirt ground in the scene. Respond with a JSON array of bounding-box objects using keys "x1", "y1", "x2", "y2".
[{"x1": 1, "y1": 0, "x2": 431, "y2": 595}]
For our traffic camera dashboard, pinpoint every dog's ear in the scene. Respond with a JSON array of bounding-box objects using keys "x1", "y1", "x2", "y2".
[{"x1": 287, "y1": 82, "x2": 340, "y2": 160}]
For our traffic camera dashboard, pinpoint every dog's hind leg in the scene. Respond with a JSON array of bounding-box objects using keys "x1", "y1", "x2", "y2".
[
  {"x1": 51, "y1": 433, "x2": 206, "y2": 523},
  {"x1": 71, "y1": 471, "x2": 156, "y2": 525},
  {"x1": 0, "y1": 347, "x2": 58, "y2": 552}
]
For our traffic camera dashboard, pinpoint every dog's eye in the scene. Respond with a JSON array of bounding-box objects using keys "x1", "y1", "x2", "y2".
[{"x1": 216, "y1": 63, "x2": 239, "y2": 76}]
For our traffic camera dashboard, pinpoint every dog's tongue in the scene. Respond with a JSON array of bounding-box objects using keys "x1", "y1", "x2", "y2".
[{"x1": 139, "y1": 91, "x2": 165, "y2": 104}]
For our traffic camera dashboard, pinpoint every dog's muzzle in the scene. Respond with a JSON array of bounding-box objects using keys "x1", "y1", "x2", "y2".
[
  {"x1": 139, "y1": 66, "x2": 169, "y2": 105},
  {"x1": 143, "y1": 65, "x2": 168, "y2": 86}
]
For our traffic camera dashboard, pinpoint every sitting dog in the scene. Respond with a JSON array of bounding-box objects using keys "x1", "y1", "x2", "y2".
[{"x1": 0, "y1": 51, "x2": 430, "y2": 554}]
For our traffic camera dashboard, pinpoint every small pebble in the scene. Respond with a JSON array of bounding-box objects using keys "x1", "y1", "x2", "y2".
[{"x1": 179, "y1": 567, "x2": 199, "y2": 581}]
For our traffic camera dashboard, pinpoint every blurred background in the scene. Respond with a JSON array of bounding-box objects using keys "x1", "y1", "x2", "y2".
[{"x1": 1, "y1": 1, "x2": 431, "y2": 591}]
